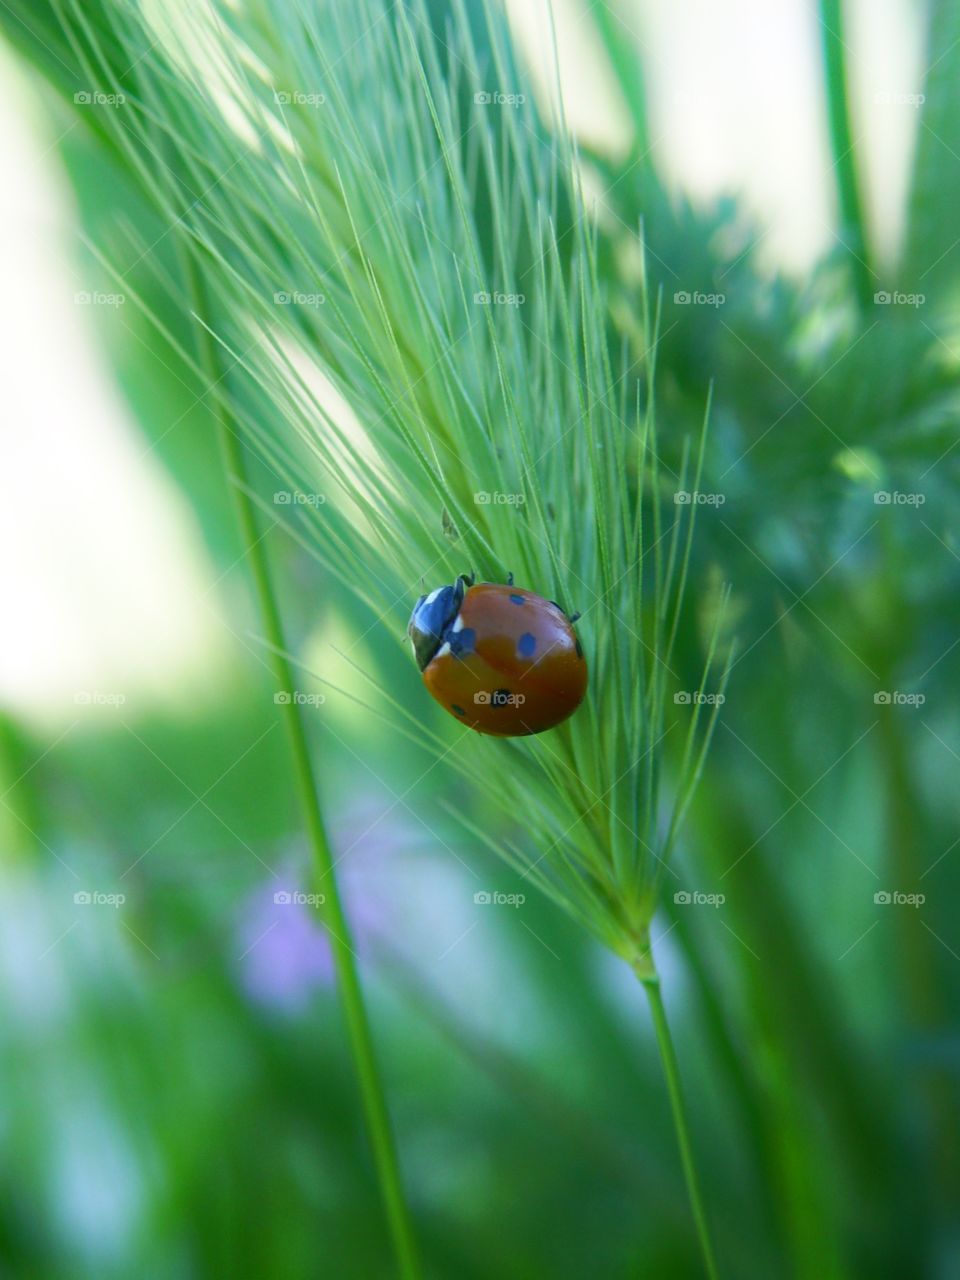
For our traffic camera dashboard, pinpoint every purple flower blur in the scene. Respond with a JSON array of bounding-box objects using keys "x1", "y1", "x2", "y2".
[
  {"x1": 238, "y1": 878, "x2": 334, "y2": 1011},
  {"x1": 237, "y1": 799, "x2": 418, "y2": 1012}
]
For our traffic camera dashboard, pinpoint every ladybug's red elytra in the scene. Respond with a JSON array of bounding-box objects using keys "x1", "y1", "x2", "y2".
[{"x1": 408, "y1": 574, "x2": 587, "y2": 736}]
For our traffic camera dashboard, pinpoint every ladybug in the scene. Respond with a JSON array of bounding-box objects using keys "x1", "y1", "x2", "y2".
[{"x1": 408, "y1": 574, "x2": 587, "y2": 736}]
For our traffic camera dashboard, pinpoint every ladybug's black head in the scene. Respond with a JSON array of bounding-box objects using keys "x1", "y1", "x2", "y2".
[{"x1": 408, "y1": 574, "x2": 472, "y2": 671}]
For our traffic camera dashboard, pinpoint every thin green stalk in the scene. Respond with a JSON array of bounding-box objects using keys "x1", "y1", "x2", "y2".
[
  {"x1": 635, "y1": 960, "x2": 720, "y2": 1280},
  {"x1": 375, "y1": 941, "x2": 685, "y2": 1213},
  {"x1": 589, "y1": 0, "x2": 649, "y2": 155},
  {"x1": 0, "y1": 713, "x2": 45, "y2": 866},
  {"x1": 663, "y1": 900, "x2": 783, "y2": 1239},
  {"x1": 877, "y1": 706, "x2": 960, "y2": 1220},
  {"x1": 818, "y1": 0, "x2": 873, "y2": 307},
  {"x1": 187, "y1": 269, "x2": 421, "y2": 1280}
]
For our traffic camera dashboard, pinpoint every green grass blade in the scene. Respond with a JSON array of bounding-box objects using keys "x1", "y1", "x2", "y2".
[{"x1": 187, "y1": 262, "x2": 422, "y2": 1280}]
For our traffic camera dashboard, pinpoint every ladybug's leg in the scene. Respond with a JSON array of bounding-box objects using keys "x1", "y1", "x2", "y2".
[
  {"x1": 549, "y1": 597, "x2": 580, "y2": 623},
  {"x1": 506, "y1": 571, "x2": 514, "y2": 586}
]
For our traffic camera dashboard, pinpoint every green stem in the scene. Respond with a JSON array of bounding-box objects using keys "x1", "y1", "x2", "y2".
[
  {"x1": 818, "y1": 0, "x2": 874, "y2": 308},
  {"x1": 877, "y1": 706, "x2": 960, "y2": 1219},
  {"x1": 188, "y1": 270, "x2": 421, "y2": 1280},
  {"x1": 636, "y1": 963, "x2": 720, "y2": 1280},
  {"x1": 590, "y1": 0, "x2": 649, "y2": 155},
  {"x1": 0, "y1": 713, "x2": 44, "y2": 866}
]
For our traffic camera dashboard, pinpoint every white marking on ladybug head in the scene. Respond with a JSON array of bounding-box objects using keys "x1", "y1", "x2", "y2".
[
  {"x1": 436, "y1": 642, "x2": 452, "y2": 657},
  {"x1": 451, "y1": 615, "x2": 464, "y2": 632},
  {"x1": 425, "y1": 587, "x2": 443, "y2": 605}
]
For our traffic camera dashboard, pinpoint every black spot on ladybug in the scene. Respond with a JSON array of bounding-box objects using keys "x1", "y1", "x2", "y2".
[
  {"x1": 451, "y1": 704, "x2": 466, "y2": 716},
  {"x1": 509, "y1": 594, "x2": 525, "y2": 605},
  {"x1": 448, "y1": 626, "x2": 476, "y2": 658},
  {"x1": 492, "y1": 688, "x2": 512, "y2": 708},
  {"x1": 517, "y1": 632, "x2": 537, "y2": 658},
  {"x1": 575, "y1": 638, "x2": 583, "y2": 659}
]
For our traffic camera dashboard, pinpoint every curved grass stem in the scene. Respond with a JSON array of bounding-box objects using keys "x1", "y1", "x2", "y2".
[
  {"x1": 637, "y1": 964, "x2": 720, "y2": 1280},
  {"x1": 818, "y1": 0, "x2": 874, "y2": 307},
  {"x1": 188, "y1": 268, "x2": 421, "y2": 1280}
]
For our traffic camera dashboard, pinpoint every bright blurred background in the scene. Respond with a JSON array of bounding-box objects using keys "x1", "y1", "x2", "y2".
[{"x1": 0, "y1": 1, "x2": 957, "y2": 1277}]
